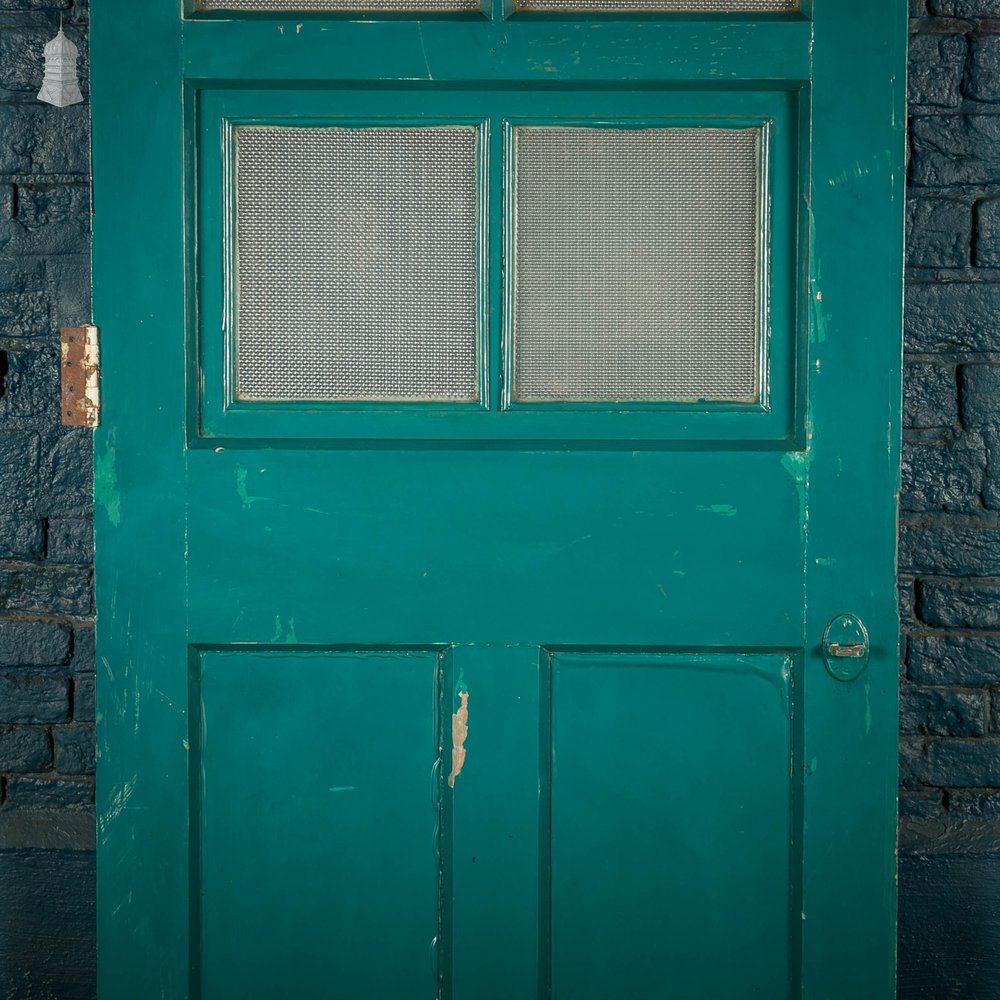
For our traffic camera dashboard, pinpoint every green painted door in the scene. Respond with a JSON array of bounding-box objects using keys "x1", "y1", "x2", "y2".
[{"x1": 92, "y1": 3, "x2": 906, "y2": 998}]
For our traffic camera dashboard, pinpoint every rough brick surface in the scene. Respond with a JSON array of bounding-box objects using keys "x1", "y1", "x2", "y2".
[
  {"x1": 909, "y1": 32, "x2": 967, "y2": 107},
  {"x1": 3, "y1": 776, "x2": 93, "y2": 809},
  {"x1": 904, "y1": 362, "x2": 958, "y2": 427},
  {"x1": 905, "y1": 281, "x2": 1000, "y2": 353},
  {"x1": 53, "y1": 726, "x2": 93, "y2": 776},
  {"x1": 0, "y1": 673, "x2": 68, "y2": 724},
  {"x1": 907, "y1": 198, "x2": 970, "y2": 267},
  {"x1": 900, "y1": 687, "x2": 988, "y2": 735},
  {"x1": 919, "y1": 580, "x2": 1000, "y2": 628},
  {"x1": 0, "y1": 724, "x2": 51, "y2": 771},
  {"x1": 900, "y1": 523, "x2": 1000, "y2": 576},
  {"x1": 909, "y1": 633, "x2": 1000, "y2": 684},
  {"x1": 901, "y1": 437, "x2": 985, "y2": 512},
  {"x1": 976, "y1": 196, "x2": 1000, "y2": 265}
]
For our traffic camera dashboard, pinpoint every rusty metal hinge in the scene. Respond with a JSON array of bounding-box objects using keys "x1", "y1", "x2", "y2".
[{"x1": 60, "y1": 325, "x2": 100, "y2": 428}]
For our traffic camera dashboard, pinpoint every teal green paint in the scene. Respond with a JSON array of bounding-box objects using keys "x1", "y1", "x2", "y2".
[
  {"x1": 865, "y1": 678, "x2": 873, "y2": 736},
  {"x1": 94, "y1": 445, "x2": 121, "y2": 527},
  {"x1": 93, "y1": 5, "x2": 904, "y2": 999}
]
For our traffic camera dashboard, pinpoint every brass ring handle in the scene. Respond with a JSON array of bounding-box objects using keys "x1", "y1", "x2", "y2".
[{"x1": 827, "y1": 642, "x2": 867, "y2": 658}]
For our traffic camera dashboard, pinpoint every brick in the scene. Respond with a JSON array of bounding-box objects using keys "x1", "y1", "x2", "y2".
[
  {"x1": 899, "y1": 790, "x2": 943, "y2": 818},
  {"x1": 0, "y1": 516, "x2": 44, "y2": 560},
  {"x1": 901, "y1": 738, "x2": 1000, "y2": 788},
  {"x1": 968, "y1": 34, "x2": 1000, "y2": 103},
  {"x1": 905, "y1": 282, "x2": 1000, "y2": 354},
  {"x1": 948, "y1": 792, "x2": 1000, "y2": 816},
  {"x1": 46, "y1": 516, "x2": 92, "y2": 564},
  {"x1": 53, "y1": 725, "x2": 93, "y2": 776},
  {"x1": 985, "y1": 431, "x2": 1000, "y2": 509},
  {"x1": 900, "y1": 686, "x2": 987, "y2": 736},
  {"x1": 918, "y1": 580, "x2": 1000, "y2": 628},
  {"x1": 0, "y1": 289, "x2": 50, "y2": 340},
  {"x1": 3, "y1": 776, "x2": 93, "y2": 809},
  {"x1": 931, "y1": 1, "x2": 1000, "y2": 12},
  {"x1": 46, "y1": 253, "x2": 90, "y2": 329},
  {"x1": 962, "y1": 364, "x2": 1000, "y2": 428},
  {"x1": 1, "y1": 184, "x2": 91, "y2": 257},
  {"x1": 38, "y1": 427, "x2": 92, "y2": 516},
  {"x1": 909, "y1": 33, "x2": 966, "y2": 108},
  {"x1": 0, "y1": 725, "x2": 50, "y2": 772},
  {"x1": 0, "y1": 566, "x2": 92, "y2": 617},
  {"x1": 72, "y1": 674, "x2": 94, "y2": 722},
  {"x1": 0, "y1": 1, "x2": 71, "y2": 8},
  {"x1": 69, "y1": 626, "x2": 93, "y2": 674},
  {"x1": 907, "y1": 198, "x2": 971, "y2": 268},
  {"x1": 0, "y1": 432, "x2": 40, "y2": 517},
  {"x1": 904, "y1": 362, "x2": 957, "y2": 428},
  {"x1": 0, "y1": 104, "x2": 89, "y2": 176},
  {"x1": 901, "y1": 437, "x2": 985, "y2": 512},
  {"x1": 900, "y1": 523, "x2": 1000, "y2": 576},
  {"x1": 0, "y1": 673, "x2": 68, "y2": 723},
  {"x1": 911, "y1": 115, "x2": 1000, "y2": 187},
  {"x1": 0, "y1": 620, "x2": 70, "y2": 667},
  {"x1": 910, "y1": 634, "x2": 1000, "y2": 684},
  {"x1": 901, "y1": 578, "x2": 917, "y2": 626},
  {"x1": 976, "y1": 198, "x2": 1000, "y2": 267},
  {"x1": 0, "y1": 347, "x2": 58, "y2": 423}
]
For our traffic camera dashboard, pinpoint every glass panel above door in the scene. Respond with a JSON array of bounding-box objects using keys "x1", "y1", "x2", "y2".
[
  {"x1": 515, "y1": 0, "x2": 796, "y2": 10},
  {"x1": 200, "y1": 0, "x2": 481, "y2": 10},
  {"x1": 233, "y1": 125, "x2": 481, "y2": 403},
  {"x1": 511, "y1": 125, "x2": 763, "y2": 405}
]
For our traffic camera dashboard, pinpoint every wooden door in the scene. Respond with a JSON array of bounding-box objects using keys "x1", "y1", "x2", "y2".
[{"x1": 92, "y1": 3, "x2": 906, "y2": 997}]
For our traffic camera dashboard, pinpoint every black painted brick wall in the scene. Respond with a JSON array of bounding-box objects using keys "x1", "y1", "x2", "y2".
[
  {"x1": 901, "y1": 4, "x2": 1000, "y2": 998},
  {"x1": 0, "y1": 1, "x2": 95, "y2": 997},
  {"x1": 2, "y1": 3, "x2": 1000, "y2": 998}
]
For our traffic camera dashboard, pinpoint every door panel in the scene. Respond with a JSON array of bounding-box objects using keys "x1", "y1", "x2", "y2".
[
  {"x1": 550, "y1": 652, "x2": 794, "y2": 1000},
  {"x1": 92, "y1": 5, "x2": 906, "y2": 999},
  {"x1": 196, "y1": 649, "x2": 442, "y2": 998}
]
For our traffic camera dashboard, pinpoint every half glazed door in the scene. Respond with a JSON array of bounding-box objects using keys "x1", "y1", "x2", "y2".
[{"x1": 92, "y1": 2, "x2": 906, "y2": 998}]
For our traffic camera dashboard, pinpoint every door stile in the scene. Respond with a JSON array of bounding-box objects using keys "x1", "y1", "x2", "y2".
[
  {"x1": 800, "y1": 4, "x2": 906, "y2": 997},
  {"x1": 92, "y1": 4, "x2": 192, "y2": 999}
]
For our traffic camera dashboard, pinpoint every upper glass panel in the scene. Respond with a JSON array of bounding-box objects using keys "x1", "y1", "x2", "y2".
[
  {"x1": 516, "y1": 0, "x2": 796, "y2": 9},
  {"x1": 234, "y1": 125, "x2": 480, "y2": 403},
  {"x1": 511, "y1": 125, "x2": 762, "y2": 404},
  {"x1": 200, "y1": 0, "x2": 479, "y2": 10}
]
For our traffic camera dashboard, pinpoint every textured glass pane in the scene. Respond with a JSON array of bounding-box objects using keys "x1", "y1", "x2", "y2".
[
  {"x1": 202, "y1": 0, "x2": 478, "y2": 10},
  {"x1": 512, "y1": 126, "x2": 761, "y2": 403},
  {"x1": 235, "y1": 126, "x2": 479, "y2": 402},
  {"x1": 517, "y1": 0, "x2": 795, "y2": 9}
]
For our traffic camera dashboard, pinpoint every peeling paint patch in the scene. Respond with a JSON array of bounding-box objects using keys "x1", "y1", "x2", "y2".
[
  {"x1": 269, "y1": 615, "x2": 298, "y2": 644},
  {"x1": 448, "y1": 690, "x2": 469, "y2": 789},
  {"x1": 696, "y1": 504, "x2": 737, "y2": 517},
  {"x1": 95, "y1": 444, "x2": 121, "y2": 527},
  {"x1": 781, "y1": 451, "x2": 811, "y2": 539},
  {"x1": 235, "y1": 464, "x2": 264, "y2": 510}
]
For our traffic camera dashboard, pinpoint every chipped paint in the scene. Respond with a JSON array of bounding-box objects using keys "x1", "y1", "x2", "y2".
[
  {"x1": 95, "y1": 443, "x2": 121, "y2": 527},
  {"x1": 328, "y1": 786, "x2": 356, "y2": 793},
  {"x1": 448, "y1": 690, "x2": 469, "y2": 789}
]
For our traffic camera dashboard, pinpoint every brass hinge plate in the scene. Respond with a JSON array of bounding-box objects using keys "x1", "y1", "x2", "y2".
[{"x1": 60, "y1": 325, "x2": 100, "y2": 428}]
